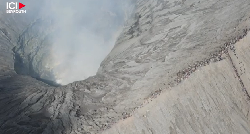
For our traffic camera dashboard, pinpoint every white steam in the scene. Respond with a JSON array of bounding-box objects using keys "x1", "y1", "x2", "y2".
[{"x1": 39, "y1": 0, "x2": 135, "y2": 85}]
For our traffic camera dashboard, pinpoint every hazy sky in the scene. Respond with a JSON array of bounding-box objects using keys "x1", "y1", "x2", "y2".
[{"x1": 38, "y1": 0, "x2": 135, "y2": 85}]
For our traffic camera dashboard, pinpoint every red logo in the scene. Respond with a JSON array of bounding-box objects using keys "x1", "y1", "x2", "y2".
[
  {"x1": 6, "y1": 2, "x2": 27, "y2": 13},
  {"x1": 19, "y1": 2, "x2": 25, "y2": 9}
]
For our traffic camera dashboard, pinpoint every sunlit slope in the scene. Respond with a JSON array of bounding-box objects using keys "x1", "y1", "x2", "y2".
[{"x1": 103, "y1": 33, "x2": 250, "y2": 134}]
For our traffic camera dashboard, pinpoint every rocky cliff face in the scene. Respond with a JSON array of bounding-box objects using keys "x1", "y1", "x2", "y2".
[{"x1": 0, "y1": 0, "x2": 250, "y2": 134}]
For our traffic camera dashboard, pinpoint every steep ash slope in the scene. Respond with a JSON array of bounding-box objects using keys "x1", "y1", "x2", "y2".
[
  {"x1": 103, "y1": 33, "x2": 250, "y2": 134},
  {"x1": 0, "y1": 0, "x2": 250, "y2": 134}
]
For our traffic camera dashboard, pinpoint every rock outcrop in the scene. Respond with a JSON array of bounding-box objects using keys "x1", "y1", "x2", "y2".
[{"x1": 0, "y1": 0, "x2": 250, "y2": 134}]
